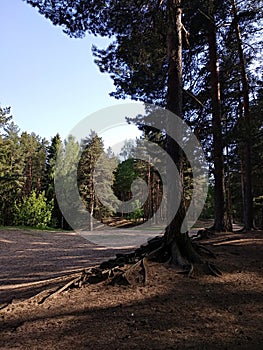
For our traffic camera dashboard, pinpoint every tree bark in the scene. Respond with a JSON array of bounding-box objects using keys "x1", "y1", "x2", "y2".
[
  {"x1": 163, "y1": 0, "x2": 200, "y2": 268},
  {"x1": 165, "y1": 0, "x2": 185, "y2": 244},
  {"x1": 89, "y1": 156, "x2": 94, "y2": 231},
  {"x1": 231, "y1": 0, "x2": 254, "y2": 231},
  {"x1": 206, "y1": 2, "x2": 228, "y2": 231}
]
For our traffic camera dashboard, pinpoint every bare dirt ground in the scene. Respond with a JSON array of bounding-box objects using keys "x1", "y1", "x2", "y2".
[{"x1": 0, "y1": 228, "x2": 262, "y2": 349}]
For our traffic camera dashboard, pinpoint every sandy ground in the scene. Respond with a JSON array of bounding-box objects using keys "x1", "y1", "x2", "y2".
[
  {"x1": 0, "y1": 228, "x2": 262, "y2": 349},
  {"x1": 0, "y1": 229, "x2": 131, "y2": 304}
]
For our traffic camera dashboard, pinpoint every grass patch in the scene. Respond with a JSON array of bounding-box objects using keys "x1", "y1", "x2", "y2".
[{"x1": 0, "y1": 225, "x2": 72, "y2": 233}]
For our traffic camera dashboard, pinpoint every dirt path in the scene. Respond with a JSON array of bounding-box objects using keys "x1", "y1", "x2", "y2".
[
  {"x1": 0, "y1": 229, "x2": 262, "y2": 349},
  {"x1": 0, "y1": 229, "x2": 130, "y2": 304}
]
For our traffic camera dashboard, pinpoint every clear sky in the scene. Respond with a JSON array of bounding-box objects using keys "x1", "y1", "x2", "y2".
[{"x1": 0, "y1": 0, "x2": 139, "y2": 142}]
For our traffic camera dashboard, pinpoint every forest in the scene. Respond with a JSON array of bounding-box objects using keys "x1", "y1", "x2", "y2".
[
  {"x1": 1, "y1": 0, "x2": 262, "y2": 235},
  {"x1": 0, "y1": 1, "x2": 263, "y2": 349},
  {"x1": 1, "y1": 95, "x2": 262, "y2": 232}
]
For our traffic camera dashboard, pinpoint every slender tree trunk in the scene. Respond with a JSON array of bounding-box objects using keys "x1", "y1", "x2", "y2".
[
  {"x1": 165, "y1": 0, "x2": 185, "y2": 243},
  {"x1": 206, "y1": 3, "x2": 228, "y2": 231},
  {"x1": 225, "y1": 143, "x2": 233, "y2": 231},
  {"x1": 24, "y1": 156, "x2": 33, "y2": 196},
  {"x1": 89, "y1": 159, "x2": 94, "y2": 231},
  {"x1": 147, "y1": 155, "x2": 152, "y2": 222},
  {"x1": 231, "y1": 0, "x2": 254, "y2": 231}
]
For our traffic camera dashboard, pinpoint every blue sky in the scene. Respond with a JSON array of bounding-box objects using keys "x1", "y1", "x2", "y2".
[{"x1": 0, "y1": 0, "x2": 139, "y2": 142}]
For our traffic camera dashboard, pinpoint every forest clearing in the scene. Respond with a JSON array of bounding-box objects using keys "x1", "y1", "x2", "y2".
[{"x1": 0, "y1": 227, "x2": 262, "y2": 349}]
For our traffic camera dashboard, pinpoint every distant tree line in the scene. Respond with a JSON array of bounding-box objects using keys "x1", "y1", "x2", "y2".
[
  {"x1": 0, "y1": 110, "x2": 166, "y2": 229},
  {"x1": 1, "y1": 99, "x2": 262, "y2": 230}
]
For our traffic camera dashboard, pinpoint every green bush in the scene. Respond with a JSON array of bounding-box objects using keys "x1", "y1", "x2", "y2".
[
  {"x1": 14, "y1": 191, "x2": 53, "y2": 229},
  {"x1": 128, "y1": 200, "x2": 144, "y2": 223}
]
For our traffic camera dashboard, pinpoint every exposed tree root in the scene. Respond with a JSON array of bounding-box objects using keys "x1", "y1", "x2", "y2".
[
  {"x1": 26, "y1": 233, "x2": 222, "y2": 304},
  {"x1": 191, "y1": 228, "x2": 216, "y2": 240},
  {"x1": 110, "y1": 258, "x2": 148, "y2": 286},
  {"x1": 204, "y1": 262, "x2": 222, "y2": 277},
  {"x1": 167, "y1": 233, "x2": 222, "y2": 278},
  {"x1": 236, "y1": 226, "x2": 258, "y2": 233},
  {"x1": 177, "y1": 263, "x2": 194, "y2": 277},
  {"x1": 192, "y1": 242, "x2": 217, "y2": 259}
]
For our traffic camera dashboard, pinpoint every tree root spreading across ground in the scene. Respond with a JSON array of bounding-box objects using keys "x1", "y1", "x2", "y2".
[{"x1": 30, "y1": 232, "x2": 222, "y2": 305}]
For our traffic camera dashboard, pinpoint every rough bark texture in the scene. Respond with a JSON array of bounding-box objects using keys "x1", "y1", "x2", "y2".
[
  {"x1": 206, "y1": 3, "x2": 228, "y2": 232},
  {"x1": 232, "y1": 0, "x2": 254, "y2": 231},
  {"x1": 163, "y1": 0, "x2": 208, "y2": 270},
  {"x1": 164, "y1": 0, "x2": 186, "y2": 252}
]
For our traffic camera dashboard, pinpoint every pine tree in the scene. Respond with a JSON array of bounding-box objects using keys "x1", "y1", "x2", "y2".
[
  {"x1": 22, "y1": 0, "x2": 214, "y2": 267},
  {"x1": 45, "y1": 133, "x2": 64, "y2": 228},
  {"x1": 0, "y1": 113, "x2": 24, "y2": 225},
  {"x1": 55, "y1": 135, "x2": 80, "y2": 230},
  {"x1": 78, "y1": 131, "x2": 118, "y2": 229},
  {"x1": 20, "y1": 132, "x2": 47, "y2": 196},
  {"x1": 251, "y1": 86, "x2": 263, "y2": 228}
]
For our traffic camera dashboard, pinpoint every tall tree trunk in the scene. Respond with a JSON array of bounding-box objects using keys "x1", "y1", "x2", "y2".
[
  {"x1": 206, "y1": 2, "x2": 228, "y2": 231},
  {"x1": 231, "y1": 0, "x2": 254, "y2": 231},
  {"x1": 165, "y1": 0, "x2": 184, "y2": 242},
  {"x1": 164, "y1": 0, "x2": 201, "y2": 266},
  {"x1": 225, "y1": 143, "x2": 233, "y2": 231},
  {"x1": 89, "y1": 158, "x2": 94, "y2": 231},
  {"x1": 147, "y1": 155, "x2": 152, "y2": 222},
  {"x1": 24, "y1": 156, "x2": 33, "y2": 196}
]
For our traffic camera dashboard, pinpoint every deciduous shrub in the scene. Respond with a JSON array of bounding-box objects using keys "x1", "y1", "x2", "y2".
[{"x1": 14, "y1": 191, "x2": 53, "y2": 229}]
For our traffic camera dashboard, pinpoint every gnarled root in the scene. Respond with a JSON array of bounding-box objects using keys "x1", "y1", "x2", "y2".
[
  {"x1": 111, "y1": 258, "x2": 148, "y2": 286},
  {"x1": 29, "y1": 232, "x2": 222, "y2": 304},
  {"x1": 204, "y1": 262, "x2": 222, "y2": 277},
  {"x1": 192, "y1": 242, "x2": 217, "y2": 259},
  {"x1": 167, "y1": 233, "x2": 221, "y2": 278}
]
